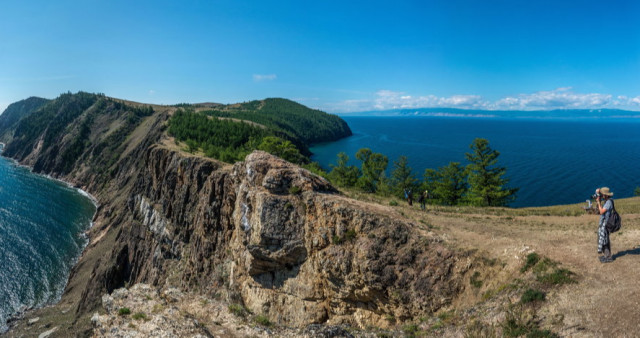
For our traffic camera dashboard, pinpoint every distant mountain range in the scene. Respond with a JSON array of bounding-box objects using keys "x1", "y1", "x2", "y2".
[{"x1": 338, "y1": 107, "x2": 640, "y2": 120}]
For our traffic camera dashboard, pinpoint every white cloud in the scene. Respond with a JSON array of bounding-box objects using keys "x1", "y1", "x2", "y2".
[
  {"x1": 148, "y1": 90, "x2": 156, "y2": 95},
  {"x1": 328, "y1": 88, "x2": 640, "y2": 112},
  {"x1": 367, "y1": 90, "x2": 488, "y2": 111},
  {"x1": 492, "y1": 87, "x2": 612, "y2": 110},
  {"x1": 252, "y1": 74, "x2": 277, "y2": 82}
]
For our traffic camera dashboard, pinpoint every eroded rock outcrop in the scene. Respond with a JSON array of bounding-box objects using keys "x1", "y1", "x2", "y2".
[
  {"x1": 90, "y1": 148, "x2": 464, "y2": 329},
  {"x1": 2, "y1": 101, "x2": 465, "y2": 333}
]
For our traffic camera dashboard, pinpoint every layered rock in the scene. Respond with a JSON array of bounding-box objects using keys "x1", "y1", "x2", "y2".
[
  {"x1": 2, "y1": 99, "x2": 465, "y2": 333},
  {"x1": 82, "y1": 148, "x2": 464, "y2": 329}
]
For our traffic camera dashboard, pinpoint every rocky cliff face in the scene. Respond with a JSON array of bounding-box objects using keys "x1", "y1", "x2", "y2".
[
  {"x1": 1, "y1": 97, "x2": 465, "y2": 334},
  {"x1": 76, "y1": 146, "x2": 463, "y2": 329}
]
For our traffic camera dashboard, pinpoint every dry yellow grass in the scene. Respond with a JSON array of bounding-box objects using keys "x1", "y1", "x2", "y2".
[{"x1": 344, "y1": 190, "x2": 640, "y2": 336}]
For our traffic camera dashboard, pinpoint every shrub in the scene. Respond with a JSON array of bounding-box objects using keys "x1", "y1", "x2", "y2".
[
  {"x1": 521, "y1": 253, "x2": 540, "y2": 273},
  {"x1": 537, "y1": 269, "x2": 576, "y2": 286},
  {"x1": 118, "y1": 307, "x2": 131, "y2": 316},
  {"x1": 228, "y1": 304, "x2": 249, "y2": 318},
  {"x1": 132, "y1": 312, "x2": 148, "y2": 321},
  {"x1": 403, "y1": 324, "x2": 420, "y2": 335},
  {"x1": 470, "y1": 271, "x2": 483, "y2": 288},
  {"x1": 344, "y1": 229, "x2": 357, "y2": 242},
  {"x1": 289, "y1": 185, "x2": 302, "y2": 195},
  {"x1": 332, "y1": 229, "x2": 357, "y2": 244},
  {"x1": 521, "y1": 289, "x2": 545, "y2": 303},
  {"x1": 254, "y1": 314, "x2": 273, "y2": 327},
  {"x1": 389, "y1": 200, "x2": 398, "y2": 206},
  {"x1": 385, "y1": 314, "x2": 396, "y2": 324}
]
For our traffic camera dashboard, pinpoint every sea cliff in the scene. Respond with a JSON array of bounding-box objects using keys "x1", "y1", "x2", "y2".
[{"x1": 0, "y1": 94, "x2": 464, "y2": 336}]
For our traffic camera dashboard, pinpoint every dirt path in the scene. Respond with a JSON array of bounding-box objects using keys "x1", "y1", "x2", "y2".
[{"x1": 389, "y1": 199, "x2": 640, "y2": 337}]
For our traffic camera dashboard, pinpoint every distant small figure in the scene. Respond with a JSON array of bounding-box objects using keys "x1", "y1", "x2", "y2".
[
  {"x1": 418, "y1": 190, "x2": 427, "y2": 211},
  {"x1": 404, "y1": 189, "x2": 413, "y2": 206}
]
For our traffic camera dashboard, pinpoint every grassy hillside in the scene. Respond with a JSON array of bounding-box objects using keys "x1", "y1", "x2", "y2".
[
  {"x1": 3, "y1": 92, "x2": 155, "y2": 176},
  {"x1": 340, "y1": 187, "x2": 640, "y2": 336}
]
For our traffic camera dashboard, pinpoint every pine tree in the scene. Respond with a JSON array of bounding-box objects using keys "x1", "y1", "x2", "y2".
[
  {"x1": 390, "y1": 155, "x2": 418, "y2": 198},
  {"x1": 328, "y1": 152, "x2": 361, "y2": 187},
  {"x1": 434, "y1": 162, "x2": 467, "y2": 205},
  {"x1": 355, "y1": 148, "x2": 388, "y2": 193},
  {"x1": 465, "y1": 138, "x2": 518, "y2": 206}
]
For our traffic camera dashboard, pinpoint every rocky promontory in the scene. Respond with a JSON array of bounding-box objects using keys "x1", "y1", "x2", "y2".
[{"x1": 0, "y1": 93, "x2": 467, "y2": 336}]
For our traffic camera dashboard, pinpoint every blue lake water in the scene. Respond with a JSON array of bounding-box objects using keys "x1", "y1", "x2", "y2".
[
  {"x1": 0, "y1": 151, "x2": 96, "y2": 332},
  {"x1": 311, "y1": 117, "x2": 640, "y2": 208}
]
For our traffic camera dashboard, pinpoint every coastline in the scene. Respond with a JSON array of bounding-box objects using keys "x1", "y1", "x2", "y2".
[{"x1": 0, "y1": 152, "x2": 99, "y2": 332}]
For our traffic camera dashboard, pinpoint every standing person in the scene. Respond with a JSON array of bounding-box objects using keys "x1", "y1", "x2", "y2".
[
  {"x1": 596, "y1": 187, "x2": 614, "y2": 263},
  {"x1": 407, "y1": 189, "x2": 413, "y2": 206},
  {"x1": 418, "y1": 190, "x2": 426, "y2": 211}
]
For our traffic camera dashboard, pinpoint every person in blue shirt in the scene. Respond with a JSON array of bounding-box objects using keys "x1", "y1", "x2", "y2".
[{"x1": 596, "y1": 187, "x2": 614, "y2": 263}]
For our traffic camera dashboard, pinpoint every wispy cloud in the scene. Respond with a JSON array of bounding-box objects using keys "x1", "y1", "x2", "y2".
[
  {"x1": 327, "y1": 88, "x2": 640, "y2": 112},
  {"x1": 252, "y1": 74, "x2": 277, "y2": 82}
]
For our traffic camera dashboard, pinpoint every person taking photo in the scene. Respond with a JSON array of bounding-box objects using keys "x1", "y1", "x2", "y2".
[{"x1": 596, "y1": 187, "x2": 615, "y2": 263}]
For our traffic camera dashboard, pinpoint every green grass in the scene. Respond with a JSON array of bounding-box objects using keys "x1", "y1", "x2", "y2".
[{"x1": 118, "y1": 307, "x2": 131, "y2": 316}]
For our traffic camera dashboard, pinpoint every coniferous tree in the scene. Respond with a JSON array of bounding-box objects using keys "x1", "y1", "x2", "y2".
[
  {"x1": 390, "y1": 155, "x2": 418, "y2": 198},
  {"x1": 355, "y1": 148, "x2": 388, "y2": 193},
  {"x1": 328, "y1": 152, "x2": 361, "y2": 187},
  {"x1": 422, "y1": 168, "x2": 439, "y2": 203},
  {"x1": 433, "y1": 162, "x2": 467, "y2": 205},
  {"x1": 257, "y1": 136, "x2": 305, "y2": 164},
  {"x1": 465, "y1": 138, "x2": 517, "y2": 206}
]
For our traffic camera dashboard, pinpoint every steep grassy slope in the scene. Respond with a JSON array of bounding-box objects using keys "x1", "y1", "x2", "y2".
[
  {"x1": 0, "y1": 96, "x2": 50, "y2": 143},
  {"x1": 3, "y1": 92, "x2": 155, "y2": 177}
]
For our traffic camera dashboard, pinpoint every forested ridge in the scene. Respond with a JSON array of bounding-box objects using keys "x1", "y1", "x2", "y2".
[
  {"x1": 167, "y1": 98, "x2": 351, "y2": 164},
  {"x1": 202, "y1": 98, "x2": 352, "y2": 145}
]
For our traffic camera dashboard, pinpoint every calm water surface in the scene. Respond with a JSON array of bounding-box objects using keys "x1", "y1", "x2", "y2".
[{"x1": 311, "y1": 117, "x2": 640, "y2": 207}]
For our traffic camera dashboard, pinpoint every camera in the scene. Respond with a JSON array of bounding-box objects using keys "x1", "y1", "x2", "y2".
[{"x1": 591, "y1": 193, "x2": 601, "y2": 200}]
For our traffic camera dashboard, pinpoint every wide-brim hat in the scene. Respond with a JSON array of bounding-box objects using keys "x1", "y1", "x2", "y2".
[{"x1": 600, "y1": 187, "x2": 614, "y2": 196}]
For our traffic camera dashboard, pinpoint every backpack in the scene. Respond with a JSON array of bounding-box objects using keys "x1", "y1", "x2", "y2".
[{"x1": 605, "y1": 200, "x2": 622, "y2": 233}]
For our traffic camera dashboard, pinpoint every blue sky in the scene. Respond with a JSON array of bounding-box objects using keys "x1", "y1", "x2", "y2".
[{"x1": 1, "y1": 0, "x2": 638, "y2": 113}]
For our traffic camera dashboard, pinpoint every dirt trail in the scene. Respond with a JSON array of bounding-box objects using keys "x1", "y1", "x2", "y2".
[{"x1": 390, "y1": 199, "x2": 640, "y2": 337}]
